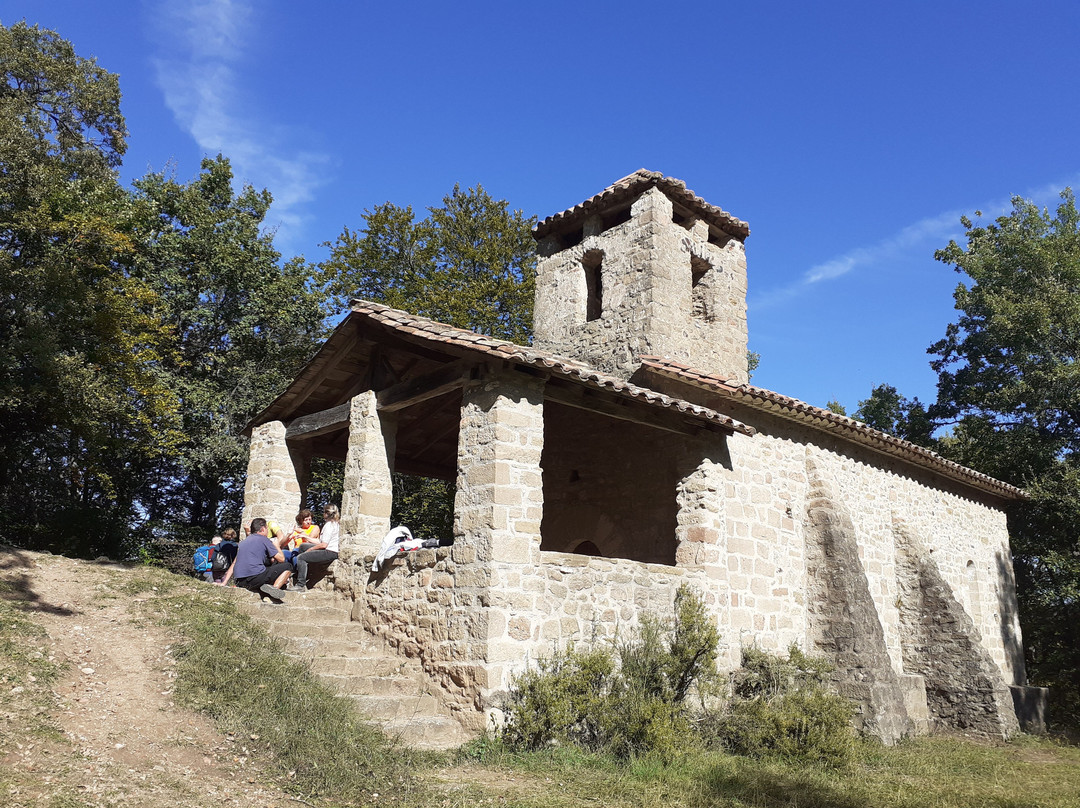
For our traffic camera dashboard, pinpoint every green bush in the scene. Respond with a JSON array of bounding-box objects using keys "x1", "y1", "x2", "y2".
[
  {"x1": 702, "y1": 645, "x2": 856, "y2": 766},
  {"x1": 499, "y1": 644, "x2": 614, "y2": 752},
  {"x1": 500, "y1": 584, "x2": 719, "y2": 761}
]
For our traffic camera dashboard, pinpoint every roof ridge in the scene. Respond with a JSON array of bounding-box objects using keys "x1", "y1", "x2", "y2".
[
  {"x1": 637, "y1": 355, "x2": 1023, "y2": 500},
  {"x1": 533, "y1": 170, "x2": 749, "y2": 241}
]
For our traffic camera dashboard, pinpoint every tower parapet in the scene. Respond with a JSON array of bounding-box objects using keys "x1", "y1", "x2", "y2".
[{"x1": 532, "y1": 170, "x2": 750, "y2": 384}]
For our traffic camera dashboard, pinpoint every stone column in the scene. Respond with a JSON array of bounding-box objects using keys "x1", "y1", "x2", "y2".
[
  {"x1": 340, "y1": 390, "x2": 397, "y2": 557},
  {"x1": 674, "y1": 441, "x2": 732, "y2": 665},
  {"x1": 242, "y1": 420, "x2": 303, "y2": 530},
  {"x1": 453, "y1": 371, "x2": 545, "y2": 719},
  {"x1": 454, "y1": 373, "x2": 545, "y2": 565}
]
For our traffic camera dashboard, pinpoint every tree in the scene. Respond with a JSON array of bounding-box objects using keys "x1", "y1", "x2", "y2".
[
  {"x1": 319, "y1": 185, "x2": 537, "y2": 535},
  {"x1": 0, "y1": 22, "x2": 180, "y2": 557},
  {"x1": 931, "y1": 190, "x2": 1080, "y2": 725},
  {"x1": 129, "y1": 156, "x2": 328, "y2": 538},
  {"x1": 321, "y1": 184, "x2": 536, "y2": 342},
  {"x1": 852, "y1": 384, "x2": 935, "y2": 447}
]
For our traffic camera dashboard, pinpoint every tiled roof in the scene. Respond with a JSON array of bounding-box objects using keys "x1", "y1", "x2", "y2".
[
  {"x1": 532, "y1": 169, "x2": 750, "y2": 241},
  {"x1": 638, "y1": 356, "x2": 1025, "y2": 501},
  {"x1": 344, "y1": 301, "x2": 756, "y2": 435}
]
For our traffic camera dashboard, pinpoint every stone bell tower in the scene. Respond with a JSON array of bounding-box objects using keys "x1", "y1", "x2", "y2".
[{"x1": 532, "y1": 170, "x2": 751, "y2": 384}]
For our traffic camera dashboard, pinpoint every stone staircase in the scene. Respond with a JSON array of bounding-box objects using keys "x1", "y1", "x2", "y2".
[{"x1": 231, "y1": 588, "x2": 474, "y2": 750}]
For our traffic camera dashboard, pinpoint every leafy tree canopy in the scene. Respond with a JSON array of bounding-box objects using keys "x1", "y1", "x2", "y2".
[
  {"x1": 317, "y1": 185, "x2": 536, "y2": 536},
  {"x1": 931, "y1": 190, "x2": 1080, "y2": 725},
  {"x1": 932, "y1": 191, "x2": 1080, "y2": 472},
  {"x1": 0, "y1": 21, "x2": 179, "y2": 557},
  {"x1": 0, "y1": 22, "x2": 330, "y2": 556},
  {"x1": 129, "y1": 156, "x2": 328, "y2": 537},
  {"x1": 321, "y1": 184, "x2": 536, "y2": 343},
  {"x1": 853, "y1": 384, "x2": 935, "y2": 448}
]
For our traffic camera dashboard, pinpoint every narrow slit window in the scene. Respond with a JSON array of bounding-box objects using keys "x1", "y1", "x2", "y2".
[
  {"x1": 691, "y1": 255, "x2": 712, "y2": 320},
  {"x1": 583, "y1": 249, "x2": 603, "y2": 322}
]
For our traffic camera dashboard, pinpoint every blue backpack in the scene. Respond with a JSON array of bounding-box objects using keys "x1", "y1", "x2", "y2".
[{"x1": 193, "y1": 544, "x2": 214, "y2": 573}]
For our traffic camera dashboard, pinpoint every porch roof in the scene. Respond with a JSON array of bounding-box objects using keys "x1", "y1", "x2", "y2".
[{"x1": 245, "y1": 301, "x2": 755, "y2": 478}]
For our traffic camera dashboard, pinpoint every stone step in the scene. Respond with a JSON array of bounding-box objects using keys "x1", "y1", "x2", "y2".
[
  {"x1": 279, "y1": 636, "x2": 378, "y2": 658},
  {"x1": 265, "y1": 604, "x2": 352, "y2": 623},
  {"x1": 261, "y1": 621, "x2": 356, "y2": 641},
  {"x1": 350, "y1": 692, "x2": 442, "y2": 721},
  {"x1": 237, "y1": 588, "x2": 475, "y2": 751},
  {"x1": 318, "y1": 672, "x2": 428, "y2": 698},
  {"x1": 302, "y1": 654, "x2": 410, "y2": 678},
  {"x1": 384, "y1": 716, "x2": 475, "y2": 751},
  {"x1": 236, "y1": 599, "x2": 351, "y2": 624},
  {"x1": 283, "y1": 652, "x2": 408, "y2": 678}
]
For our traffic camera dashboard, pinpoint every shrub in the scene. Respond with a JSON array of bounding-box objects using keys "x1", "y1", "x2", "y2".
[
  {"x1": 499, "y1": 644, "x2": 614, "y2": 752},
  {"x1": 500, "y1": 584, "x2": 719, "y2": 761},
  {"x1": 702, "y1": 645, "x2": 856, "y2": 766}
]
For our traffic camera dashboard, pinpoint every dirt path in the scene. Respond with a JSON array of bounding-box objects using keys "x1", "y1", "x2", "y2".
[{"x1": 0, "y1": 549, "x2": 299, "y2": 808}]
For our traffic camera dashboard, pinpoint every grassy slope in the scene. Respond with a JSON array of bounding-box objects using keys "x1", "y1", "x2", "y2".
[{"x1": 2, "y1": 558, "x2": 1078, "y2": 808}]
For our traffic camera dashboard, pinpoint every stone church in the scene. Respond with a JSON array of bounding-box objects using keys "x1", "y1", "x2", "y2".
[{"x1": 243, "y1": 170, "x2": 1033, "y2": 740}]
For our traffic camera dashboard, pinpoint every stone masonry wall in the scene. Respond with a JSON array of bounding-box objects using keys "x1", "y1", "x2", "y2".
[
  {"x1": 803, "y1": 453, "x2": 914, "y2": 743},
  {"x1": 348, "y1": 545, "x2": 491, "y2": 730},
  {"x1": 534, "y1": 187, "x2": 749, "y2": 384},
  {"x1": 712, "y1": 404, "x2": 1024, "y2": 694},
  {"x1": 327, "y1": 378, "x2": 1021, "y2": 737},
  {"x1": 342, "y1": 371, "x2": 547, "y2": 726},
  {"x1": 893, "y1": 521, "x2": 1020, "y2": 737},
  {"x1": 242, "y1": 420, "x2": 303, "y2": 531},
  {"x1": 483, "y1": 553, "x2": 721, "y2": 701}
]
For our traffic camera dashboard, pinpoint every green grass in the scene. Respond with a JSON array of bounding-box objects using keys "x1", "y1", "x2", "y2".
[
  {"x1": 124, "y1": 567, "x2": 433, "y2": 807},
  {"x1": 456, "y1": 733, "x2": 1080, "y2": 808},
  {"x1": 0, "y1": 580, "x2": 65, "y2": 732}
]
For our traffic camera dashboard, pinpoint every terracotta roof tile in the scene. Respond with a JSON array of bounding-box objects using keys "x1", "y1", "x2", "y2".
[
  {"x1": 638, "y1": 356, "x2": 1024, "y2": 501},
  {"x1": 349, "y1": 301, "x2": 755, "y2": 436},
  {"x1": 533, "y1": 169, "x2": 750, "y2": 241}
]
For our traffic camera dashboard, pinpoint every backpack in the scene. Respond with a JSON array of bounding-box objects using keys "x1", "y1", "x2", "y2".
[
  {"x1": 193, "y1": 544, "x2": 214, "y2": 573},
  {"x1": 211, "y1": 546, "x2": 230, "y2": 573}
]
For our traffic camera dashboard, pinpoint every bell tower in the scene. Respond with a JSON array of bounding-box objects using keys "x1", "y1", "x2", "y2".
[{"x1": 532, "y1": 170, "x2": 750, "y2": 383}]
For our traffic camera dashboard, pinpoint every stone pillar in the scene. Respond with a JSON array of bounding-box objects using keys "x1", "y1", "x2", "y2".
[
  {"x1": 674, "y1": 441, "x2": 732, "y2": 666},
  {"x1": 675, "y1": 446, "x2": 726, "y2": 571},
  {"x1": 242, "y1": 420, "x2": 303, "y2": 530},
  {"x1": 340, "y1": 390, "x2": 397, "y2": 557},
  {"x1": 453, "y1": 371, "x2": 545, "y2": 719},
  {"x1": 454, "y1": 373, "x2": 545, "y2": 565}
]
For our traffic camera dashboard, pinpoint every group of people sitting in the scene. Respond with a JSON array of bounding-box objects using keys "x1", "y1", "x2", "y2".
[{"x1": 197, "y1": 504, "x2": 341, "y2": 604}]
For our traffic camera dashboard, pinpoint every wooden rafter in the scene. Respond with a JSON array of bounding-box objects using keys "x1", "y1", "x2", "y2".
[{"x1": 376, "y1": 360, "x2": 476, "y2": 413}]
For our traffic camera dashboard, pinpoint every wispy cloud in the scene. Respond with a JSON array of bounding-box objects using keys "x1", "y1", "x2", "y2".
[
  {"x1": 753, "y1": 173, "x2": 1080, "y2": 310},
  {"x1": 148, "y1": 0, "x2": 329, "y2": 255}
]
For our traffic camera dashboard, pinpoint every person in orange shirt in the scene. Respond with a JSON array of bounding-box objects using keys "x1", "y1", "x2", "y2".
[{"x1": 284, "y1": 509, "x2": 321, "y2": 552}]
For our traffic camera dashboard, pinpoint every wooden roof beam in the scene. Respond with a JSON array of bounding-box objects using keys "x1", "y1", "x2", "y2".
[
  {"x1": 545, "y1": 384, "x2": 708, "y2": 438},
  {"x1": 377, "y1": 360, "x2": 477, "y2": 413},
  {"x1": 285, "y1": 401, "x2": 351, "y2": 440}
]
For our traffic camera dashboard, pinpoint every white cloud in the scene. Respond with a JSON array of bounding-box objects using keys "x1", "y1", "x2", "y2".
[
  {"x1": 148, "y1": 0, "x2": 329, "y2": 255},
  {"x1": 800, "y1": 208, "x2": 962, "y2": 288},
  {"x1": 753, "y1": 172, "x2": 1080, "y2": 310}
]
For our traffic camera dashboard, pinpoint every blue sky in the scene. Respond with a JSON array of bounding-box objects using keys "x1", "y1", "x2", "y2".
[{"x1": 9, "y1": 1, "x2": 1080, "y2": 412}]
